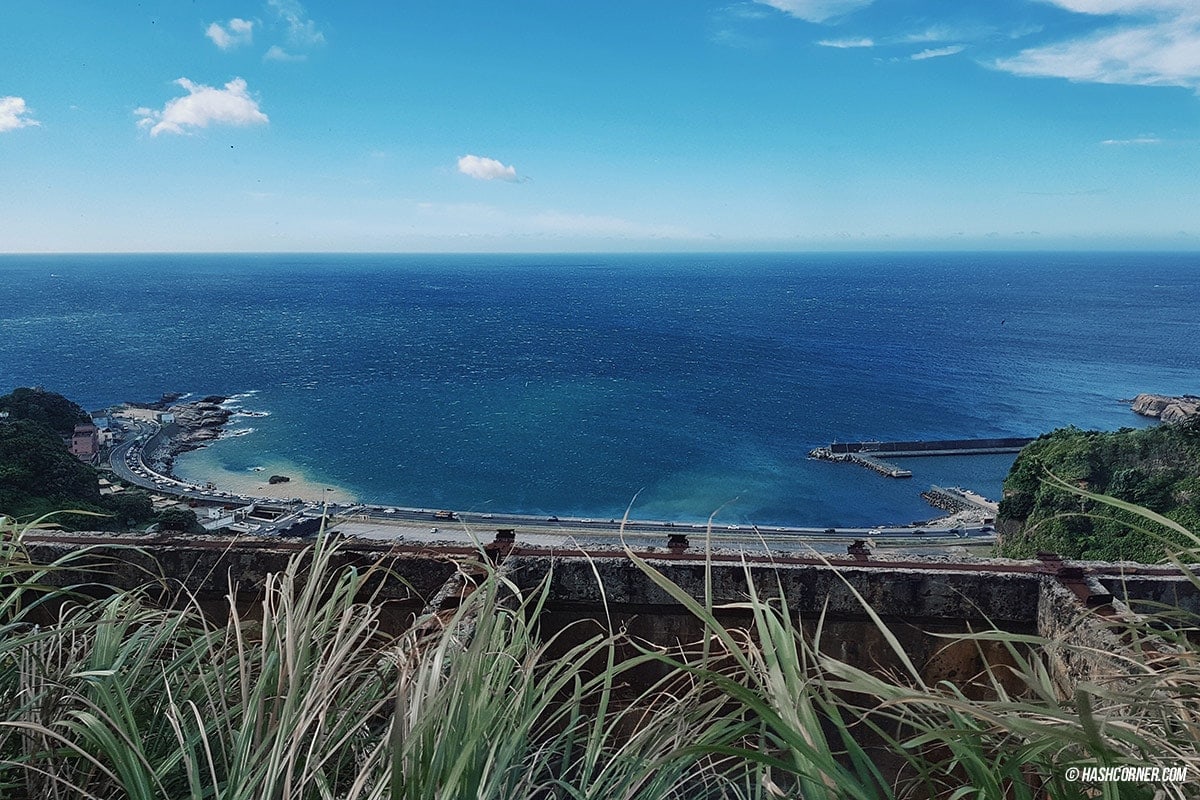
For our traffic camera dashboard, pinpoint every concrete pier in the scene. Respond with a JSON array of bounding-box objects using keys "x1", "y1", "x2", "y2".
[{"x1": 848, "y1": 452, "x2": 912, "y2": 478}]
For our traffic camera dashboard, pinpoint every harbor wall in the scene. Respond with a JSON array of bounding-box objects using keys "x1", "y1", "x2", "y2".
[{"x1": 829, "y1": 437, "x2": 1035, "y2": 455}]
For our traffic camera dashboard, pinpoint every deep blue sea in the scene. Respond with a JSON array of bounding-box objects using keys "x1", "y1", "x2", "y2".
[{"x1": 1, "y1": 252, "x2": 1196, "y2": 526}]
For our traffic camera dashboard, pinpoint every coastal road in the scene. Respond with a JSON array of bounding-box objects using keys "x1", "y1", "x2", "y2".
[
  {"x1": 106, "y1": 419, "x2": 994, "y2": 545},
  {"x1": 328, "y1": 506, "x2": 993, "y2": 551}
]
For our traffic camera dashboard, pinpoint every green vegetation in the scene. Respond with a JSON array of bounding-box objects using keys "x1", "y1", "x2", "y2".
[
  {"x1": 998, "y1": 417, "x2": 1200, "y2": 562},
  {"x1": 2, "y1": 497, "x2": 1199, "y2": 799},
  {"x1": 0, "y1": 387, "x2": 90, "y2": 437},
  {"x1": 0, "y1": 388, "x2": 162, "y2": 531},
  {"x1": 155, "y1": 507, "x2": 201, "y2": 533},
  {"x1": 0, "y1": 418, "x2": 102, "y2": 518}
]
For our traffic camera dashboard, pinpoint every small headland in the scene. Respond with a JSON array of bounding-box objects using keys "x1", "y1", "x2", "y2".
[
  {"x1": 1129, "y1": 393, "x2": 1199, "y2": 423},
  {"x1": 124, "y1": 395, "x2": 234, "y2": 474}
]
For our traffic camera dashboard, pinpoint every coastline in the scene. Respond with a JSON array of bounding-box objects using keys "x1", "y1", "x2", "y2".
[
  {"x1": 123, "y1": 393, "x2": 357, "y2": 505},
  {"x1": 171, "y1": 448, "x2": 357, "y2": 504},
  {"x1": 138, "y1": 391, "x2": 993, "y2": 527}
]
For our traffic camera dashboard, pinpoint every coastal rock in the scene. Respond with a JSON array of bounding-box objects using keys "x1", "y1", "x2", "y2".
[
  {"x1": 268, "y1": 475, "x2": 290, "y2": 485},
  {"x1": 1131, "y1": 393, "x2": 1199, "y2": 423},
  {"x1": 1162, "y1": 402, "x2": 1199, "y2": 424}
]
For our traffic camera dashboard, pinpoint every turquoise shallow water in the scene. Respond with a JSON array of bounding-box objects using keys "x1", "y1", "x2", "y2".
[{"x1": 1, "y1": 252, "x2": 1194, "y2": 526}]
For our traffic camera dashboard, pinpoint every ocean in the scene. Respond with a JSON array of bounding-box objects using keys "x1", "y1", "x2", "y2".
[{"x1": 1, "y1": 252, "x2": 1196, "y2": 527}]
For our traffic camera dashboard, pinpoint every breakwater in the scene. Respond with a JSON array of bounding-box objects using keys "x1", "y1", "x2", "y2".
[
  {"x1": 845, "y1": 453, "x2": 912, "y2": 478},
  {"x1": 809, "y1": 437, "x2": 1034, "y2": 481},
  {"x1": 820, "y1": 437, "x2": 1036, "y2": 458},
  {"x1": 921, "y1": 485, "x2": 999, "y2": 518}
]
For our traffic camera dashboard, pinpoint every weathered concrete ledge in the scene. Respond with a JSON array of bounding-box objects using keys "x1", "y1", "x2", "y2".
[
  {"x1": 18, "y1": 533, "x2": 1197, "y2": 694},
  {"x1": 508, "y1": 554, "x2": 1042, "y2": 624}
]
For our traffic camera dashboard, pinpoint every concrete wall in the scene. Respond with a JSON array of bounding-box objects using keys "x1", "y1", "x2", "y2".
[{"x1": 22, "y1": 534, "x2": 1196, "y2": 698}]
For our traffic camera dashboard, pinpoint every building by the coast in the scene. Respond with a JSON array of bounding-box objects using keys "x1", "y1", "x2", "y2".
[{"x1": 67, "y1": 423, "x2": 100, "y2": 464}]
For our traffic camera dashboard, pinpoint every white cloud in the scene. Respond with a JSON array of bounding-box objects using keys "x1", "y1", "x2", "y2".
[
  {"x1": 457, "y1": 154, "x2": 519, "y2": 182},
  {"x1": 900, "y1": 25, "x2": 968, "y2": 43},
  {"x1": 911, "y1": 44, "x2": 967, "y2": 60},
  {"x1": 1038, "y1": 0, "x2": 1193, "y2": 14},
  {"x1": 0, "y1": 96, "x2": 38, "y2": 132},
  {"x1": 136, "y1": 78, "x2": 268, "y2": 137},
  {"x1": 995, "y1": 5, "x2": 1200, "y2": 90},
  {"x1": 268, "y1": 0, "x2": 325, "y2": 47},
  {"x1": 205, "y1": 18, "x2": 254, "y2": 50},
  {"x1": 754, "y1": 0, "x2": 874, "y2": 23},
  {"x1": 816, "y1": 37, "x2": 874, "y2": 48},
  {"x1": 1101, "y1": 134, "x2": 1162, "y2": 144},
  {"x1": 264, "y1": 45, "x2": 305, "y2": 62}
]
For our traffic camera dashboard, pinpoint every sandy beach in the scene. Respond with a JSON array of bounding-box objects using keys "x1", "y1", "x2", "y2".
[{"x1": 172, "y1": 448, "x2": 357, "y2": 504}]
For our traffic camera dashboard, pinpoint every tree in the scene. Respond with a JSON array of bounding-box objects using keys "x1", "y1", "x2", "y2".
[
  {"x1": 0, "y1": 419, "x2": 100, "y2": 517},
  {"x1": 997, "y1": 422, "x2": 1200, "y2": 562},
  {"x1": 0, "y1": 387, "x2": 90, "y2": 437},
  {"x1": 157, "y1": 508, "x2": 199, "y2": 533},
  {"x1": 102, "y1": 492, "x2": 155, "y2": 529}
]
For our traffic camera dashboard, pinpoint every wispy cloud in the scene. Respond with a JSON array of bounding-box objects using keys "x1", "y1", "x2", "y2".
[
  {"x1": 263, "y1": 45, "x2": 306, "y2": 62},
  {"x1": 1101, "y1": 135, "x2": 1163, "y2": 144},
  {"x1": 1040, "y1": 0, "x2": 1193, "y2": 14},
  {"x1": 0, "y1": 96, "x2": 38, "y2": 132},
  {"x1": 708, "y1": 4, "x2": 771, "y2": 49},
  {"x1": 135, "y1": 78, "x2": 268, "y2": 137},
  {"x1": 269, "y1": 0, "x2": 324, "y2": 47},
  {"x1": 457, "y1": 154, "x2": 520, "y2": 182},
  {"x1": 753, "y1": 0, "x2": 874, "y2": 24},
  {"x1": 205, "y1": 18, "x2": 254, "y2": 50},
  {"x1": 911, "y1": 44, "x2": 966, "y2": 60},
  {"x1": 899, "y1": 25, "x2": 970, "y2": 44},
  {"x1": 263, "y1": 0, "x2": 323, "y2": 61},
  {"x1": 994, "y1": 4, "x2": 1200, "y2": 91},
  {"x1": 817, "y1": 36, "x2": 874, "y2": 48},
  {"x1": 723, "y1": 3, "x2": 773, "y2": 21}
]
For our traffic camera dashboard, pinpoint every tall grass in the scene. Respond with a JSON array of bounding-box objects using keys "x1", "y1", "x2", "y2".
[
  {"x1": 0, "y1": 519, "x2": 759, "y2": 799},
  {"x1": 1, "y1": 491, "x2": 1198, "y2": 798}
]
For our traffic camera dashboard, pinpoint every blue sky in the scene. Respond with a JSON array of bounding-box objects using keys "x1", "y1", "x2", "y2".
[{"x1": 2, "y1": 0, "x2": 1199, "y2": 252}]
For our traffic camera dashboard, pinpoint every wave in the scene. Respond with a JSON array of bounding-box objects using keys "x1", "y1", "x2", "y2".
[
  {"x1": 234, "y1": 410, "x2": 271, "y2": 418},
  {"x1": 220, "y1": 427, "x2": 256, "y2": 439},
  {"x1": 220, "y1": 390, "x2": 261, "y2": 409}
]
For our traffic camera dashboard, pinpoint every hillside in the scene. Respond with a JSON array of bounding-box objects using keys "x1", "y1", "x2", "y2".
[
  {"x1": 997, "y1": 417, "x2": 1200, "y2": 562},
  {"x1": 0, "y1": 386, "x2": 90, "y2": 437},
  {"x1": 0, "y1": 418, "x2": 101, "y2": 517},
  {"x1": 0, "y1": 388, "x2": 156, "y2": 529}
]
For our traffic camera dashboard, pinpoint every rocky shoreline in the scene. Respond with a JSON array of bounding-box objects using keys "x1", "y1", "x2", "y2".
[
  {"x1": 127, "y1": 396, "x2": 234, "y2": 474},
  {"x1": 1130, "y1": 393, "x2": 1199, "y2": 423},
  {"x1": 168, "y1": 396, "x2": 236, "y2": 452}
]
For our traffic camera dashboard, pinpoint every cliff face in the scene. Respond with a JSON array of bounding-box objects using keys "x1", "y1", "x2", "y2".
[{"x1": 1131, "y1": 393, "x2": 1199, "y2": 423}]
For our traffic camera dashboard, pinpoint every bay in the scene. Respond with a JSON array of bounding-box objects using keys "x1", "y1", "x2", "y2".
[{"x1": 1, "y1": 251, "x2": 1194, "y2": 527}]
